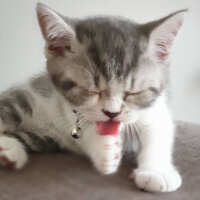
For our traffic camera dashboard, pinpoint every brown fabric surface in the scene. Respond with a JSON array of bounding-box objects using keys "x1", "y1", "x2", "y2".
[{"x1": 0, "y1": 121, "x2": 200, "y2": 200}]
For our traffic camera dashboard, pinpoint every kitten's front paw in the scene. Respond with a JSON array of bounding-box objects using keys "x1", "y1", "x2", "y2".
[
  {"x1": 92, "y1": 137, "x2": 122, "y2": 175},
  {"x1": 132, "y1": 167, "x2": 182, "y2": 192},
  {"x1": 0, "y1": 136, "x2": 28, "y2": 169}
]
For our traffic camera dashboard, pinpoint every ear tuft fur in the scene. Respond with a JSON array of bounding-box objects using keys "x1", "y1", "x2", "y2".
[
  {"x1": 36, "y1": 3, "x2": 76, "y2": 56},
  {"x1": 147, "y1": 10, "x2": 187, "y2": 61}
]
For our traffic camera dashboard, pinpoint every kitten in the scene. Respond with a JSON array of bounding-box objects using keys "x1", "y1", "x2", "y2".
[{"x1": 0, "y1": 3, "x2": 186, "y2": 192}]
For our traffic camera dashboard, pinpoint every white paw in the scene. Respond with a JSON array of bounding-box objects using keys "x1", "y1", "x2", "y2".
[
  {"x1": 92, "y1": 136, "x2": 122, "y2": 175},
  {"x1": 0, "y1": 136, "x2": 28, "y2": 169},
  {"x1": 132, "y1": 168, "x2": 182, "y2": 192}
]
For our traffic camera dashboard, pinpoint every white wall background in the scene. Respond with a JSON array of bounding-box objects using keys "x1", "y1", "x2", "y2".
[{"x1": 0, "y1": 0, "x2": 199, "y2": 123}]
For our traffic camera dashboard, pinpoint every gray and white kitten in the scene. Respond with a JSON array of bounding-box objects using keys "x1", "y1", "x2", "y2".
[{"x1": 0, "y1": 3, "x2": 186, "y2": 192}]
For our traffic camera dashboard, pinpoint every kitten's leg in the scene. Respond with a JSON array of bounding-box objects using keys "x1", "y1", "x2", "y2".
[
  {"x1": 0, "y1": 91, "x2": 32, "y2": 169},
  {"x1": 78, "y1": 126, "x2": 122, "y2": 174},
  {"x1": 132, "y1": 101, "x2": 181, "y2": 192},
  {"x1": 0, "y1": 128, "x2": 62, "y2": 169},
  {"x1": 0, "y1": 135, "x2": 28, "y2": 169},
  {"x1": 0, "y1": 89, "x2": 61, "y2": 169}
]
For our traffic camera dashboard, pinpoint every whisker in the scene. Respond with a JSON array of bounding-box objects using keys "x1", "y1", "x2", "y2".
[
  {"x1": 125, "y1": 125, "x2": 128, "y2": 143},
  {"x1": 129, "y1": 124, "x2": 135, "y2": 142},
  {"x1": 73, "y1": 64, "x2": 93, "y2": 79},
  {"x1": 129, "y1": 125, "x2": 134, "y2": 142},
  {"x1": 133, "y1": 123, "x2": 143, "y2": 147},
  {"x1": 77, "y1": 118, "x2": 86, "y2": 126},
  {"x1": 137, "y1": 121, "x2": 150, "y2": 129},
  {"x1": 82, "y1": 111, "x2": 102, "y2": 117},
  {"x1": 127, "y1": 124, "x2": 132, "y2": 142},
  {"x1": 84, "y1": 52, "x2": 95, "y2": 75},
  {"x1": 53, "y1": 112, "x2": 76, "y2": 124},
  {"x1": 52, "y1": 110, "x2": 104, "y2": 131},
  {"x1": 57, "y1": 120, "x2": 75, "y2": 130},
  {"x1": 78, "y1": 118, "x2": 88, "y2": 127}
]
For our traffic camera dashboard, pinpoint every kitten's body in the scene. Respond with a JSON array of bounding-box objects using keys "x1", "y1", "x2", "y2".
[{"x1": 0, "y1": 3, "x2": 186, "y2": 192}]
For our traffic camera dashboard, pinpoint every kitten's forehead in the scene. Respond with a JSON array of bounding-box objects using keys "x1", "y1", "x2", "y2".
[
  {"x1": 75, "y1": 17, "x2": 141, "y2": 81},
  {"x1": 98, "y1": 75, "x2": 122, "y2": 91}
]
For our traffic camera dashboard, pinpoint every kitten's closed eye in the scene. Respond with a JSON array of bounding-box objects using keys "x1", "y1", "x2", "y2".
[
  {"x1": 124, "y1": 87, "x2": 160, "y2": 108},
  {"x1": 89, "y1": 91, "x2": 101, "y2": 98},
  {"x1": 124, "y1": 87, "x2": 159, "y2": 99},
  {"x1": 124, "y1": 90, "x2": 144, "y2": 100}
]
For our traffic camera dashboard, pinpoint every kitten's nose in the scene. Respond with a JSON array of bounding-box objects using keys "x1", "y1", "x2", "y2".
[{"x1": 102, "y1": 110, "x2": 120, "y2": 119}]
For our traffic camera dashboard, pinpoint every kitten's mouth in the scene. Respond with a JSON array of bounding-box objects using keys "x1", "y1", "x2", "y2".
[{"x1": 96, "y1": 120, "x2": 120, "y2": 137}]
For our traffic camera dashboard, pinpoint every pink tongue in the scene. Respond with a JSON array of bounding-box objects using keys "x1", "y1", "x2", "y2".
[{"x1": 96, "y1": 121, "x2": 120, "y2": 136}]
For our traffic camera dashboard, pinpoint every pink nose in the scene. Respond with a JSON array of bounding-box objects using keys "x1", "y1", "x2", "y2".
[{"x1": 102, "y1": 110, "x2": 120, "y2": 118}]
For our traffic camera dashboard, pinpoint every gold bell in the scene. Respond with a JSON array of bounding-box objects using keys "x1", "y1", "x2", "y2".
[{"x1": 71, "y1": 110, "x2": 82, "y2": 139}]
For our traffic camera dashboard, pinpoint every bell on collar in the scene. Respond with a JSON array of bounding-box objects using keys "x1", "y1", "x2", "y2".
[{"x1": 71, "y1": 126, "x2": 82, "y2": 139}]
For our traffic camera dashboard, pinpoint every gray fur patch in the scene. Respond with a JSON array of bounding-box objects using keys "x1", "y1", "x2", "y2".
[
  {"x1": 9, "y1": 90, "x2": 33, "y2": 115},
  {"x1": 5, "y1": 130, "x2": 61, "y2": 153},
  {"x1": 0, "y1": 88, "x2": 35, "y2": 128},
  {"x1": 31, "y1": 74, "x2": 53, "y2": 98},
  {"x1": 22, "y1": 130, "x2": 61, "y2": 153},
  {"x1": 61, "y1": 80, "x2": 77, "y2": 91},
  {"x1": 49, "y1": 72, "x2": 89, "y2": 106},
  {"x1": 65, "y1": 86, "x2": 89, "y2": 106},
  {"x1": 50, "y1": 73, "x2": 62, "y2": 88},
  {"x1": 76, "y1": 17, "x2": 141, "y2": 81},
  {"x1": 0, "y1": 99, "x2": 22, "y2": 126},
  {"x1": 149, "y1": 87, "x2": 160, "y2": 95}
]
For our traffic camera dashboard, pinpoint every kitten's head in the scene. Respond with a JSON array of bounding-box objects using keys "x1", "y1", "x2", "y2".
[{"x1": 36, "y1": 3, "x2": 186, "y2": 124}]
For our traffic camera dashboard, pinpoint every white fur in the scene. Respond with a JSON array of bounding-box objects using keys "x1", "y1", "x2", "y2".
[
  {"x1": 77, "y1": 124, "x2": 122, "y2": 174},
  {"x1": 149, "y1": 11, "x2": 186, "y2": 59},
  {"x1": 0, "y1": 136, "x2": 28, "y2": 169},
  {"x1": 133, "y1": 167, "x2": 181, "y2": 192},
  {"x1": 130, "y1": 96, "x2": 182, "y2": 192}
]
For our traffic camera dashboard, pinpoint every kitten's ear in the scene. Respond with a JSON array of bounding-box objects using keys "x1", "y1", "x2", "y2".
[
  {"x1": 36, "y1": 3, "x2": 76, "y2": 56},
  {"x1": 144, "y1": 10, "x2": 187, "y2": 61}
]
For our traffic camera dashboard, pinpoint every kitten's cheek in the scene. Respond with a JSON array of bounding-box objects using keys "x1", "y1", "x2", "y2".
[
  {"x1": 87, "y1": 95, "x2": 99, "y2": 107},
  {"x1": 129, "y1": 115, "x2": 138, "y2": 123},
  {"x1": 118, "y1": 114, "x2": 138, "y2": 124}
]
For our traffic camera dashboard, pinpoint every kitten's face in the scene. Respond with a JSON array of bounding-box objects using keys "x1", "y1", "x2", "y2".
[{"x1": 37, "y1": 4, "x2": 185, "y2": 124}]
